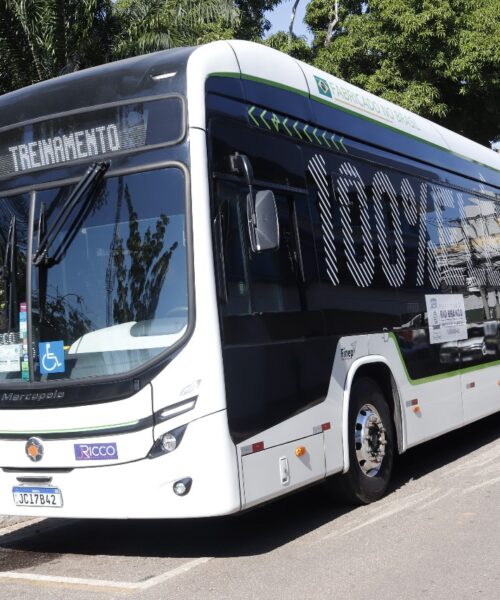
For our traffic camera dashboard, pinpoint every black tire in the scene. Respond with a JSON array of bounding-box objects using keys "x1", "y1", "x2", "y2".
[{"x1": 328, "y1": 377, "x2": 395, "y2": 505}]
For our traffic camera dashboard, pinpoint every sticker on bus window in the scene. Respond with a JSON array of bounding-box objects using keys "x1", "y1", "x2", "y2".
[
  {"x1": 19, "y1": 303, "x2": 29, "y2": 379},
  {"x1": 39, "y1": 341, "x2": 65, "y2": 375},
  {"x1": 0, "y1": 344, "x2": 21, "y2": 372},
  {"x1": 425, "y1": 294, "x2": 467, "y2": 344}
]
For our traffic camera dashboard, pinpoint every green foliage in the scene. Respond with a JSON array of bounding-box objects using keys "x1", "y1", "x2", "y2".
[
  {"x1": 0, "y1": 0, "x2": 114, "y2": 94},
  {"x1": 305, "y1": 0, "x2": 365, "y2": 47},
  {"x1": 193, "y1": 0, "x2": 285, "y2": 44},
  {"x1": 306, "y1": 0, "x2": 500, "y2": 145},
  {"x1": 112, "y1": 0, "x2": 239, "y2": 58},
  {"x1": 266, "y1": 31, "x2": 313, "y2": 62},
  {"x1": 0, "y1": 0, "x2": 279, "y2": 94},
  {"x1": 233, "y1": 0, "x2": 283, "y2": 40},
  {"x1": 1, "y1": 0, "x2": 496, "y2": 145}
]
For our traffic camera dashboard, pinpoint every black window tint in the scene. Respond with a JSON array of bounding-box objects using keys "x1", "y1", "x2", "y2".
[
  {"x1": 304, "y1": 149, "x2": 401, "y2": 333},
  {"x1": 214, "y1": 181, "x2": 302, "y2": 315},
  {"x1": 248, "y1": 193, "x2": 301, "y2": 313},
  {"x1": 210, "y1": 120, "x2": 305, "y2": 189},
  {"x1": 216, "y1": 180, "x2": 251, "y2": 316},
  {"x1": 0, "y1": 194, "x2": 29, "y2": 383}
]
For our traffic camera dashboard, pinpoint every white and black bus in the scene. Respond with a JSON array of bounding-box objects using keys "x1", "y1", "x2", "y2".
[{"x1": 0, "y1": 41, "x2": 499, "y2": 517}]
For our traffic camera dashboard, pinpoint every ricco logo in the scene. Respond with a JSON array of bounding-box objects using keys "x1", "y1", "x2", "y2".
[{"x1": 74, "y1": 443, "x2": 118, "y2": 461}]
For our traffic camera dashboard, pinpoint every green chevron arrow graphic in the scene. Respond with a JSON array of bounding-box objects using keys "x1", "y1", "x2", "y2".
[
  {"x1": 271, "y1": 113, "x2": 281, "y2": 131},
  {"x1": 322, "y1": 131, "x2": 331, "y2": 147},
  {"x1": 260, "y1": 109, "x2": 271, "y2": 129},
  {"x1": 293, "y1": 121, "x2": 303, "y2": 139},
  {"x1": 283, "y1": 117, "x2": 292, "y2": 136},
  {"x1": 303, "y1": 124, "x2": 313, "y2": 143},
  {"x1": 248, "y1": 106, "x2": 259, "y2": 127}
]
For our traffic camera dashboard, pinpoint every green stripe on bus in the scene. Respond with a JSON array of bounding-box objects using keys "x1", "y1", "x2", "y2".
[
  {"x1": 390, "y1": 332, "x2": 500, "y2": 386},
  {"x1": 209, "y1": 72, "x2": 500, "y2": 175},
  {"x1": 0, "y1": 419, "x2": 141, "y2": 435}
]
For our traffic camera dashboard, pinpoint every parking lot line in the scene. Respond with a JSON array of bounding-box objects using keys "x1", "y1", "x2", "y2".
[{"x1": 0, "y1": 557, "x2": 212, "y2": 593}]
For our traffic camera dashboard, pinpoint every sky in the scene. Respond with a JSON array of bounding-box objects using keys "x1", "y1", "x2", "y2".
[{"x1": 264, "y1": 0, "x2": 311, "y2": 41}]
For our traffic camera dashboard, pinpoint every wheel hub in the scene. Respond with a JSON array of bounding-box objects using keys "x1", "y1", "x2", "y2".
[{"x1": 354, "y1": 403, "x2": 387, "y2": 477}]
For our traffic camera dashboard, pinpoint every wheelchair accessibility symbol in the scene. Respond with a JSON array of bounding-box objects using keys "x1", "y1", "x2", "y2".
[{"x1": 39, "y1": 341, "x2": 65, "y2": 375}]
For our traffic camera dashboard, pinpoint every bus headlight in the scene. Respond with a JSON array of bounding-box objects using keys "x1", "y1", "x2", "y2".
[
  {"x1": 160, "y1": 433, "x2": 177, "y2": 453},
  {"x1": 148, "y1": 424, "x2": 187, "y2": 458}
]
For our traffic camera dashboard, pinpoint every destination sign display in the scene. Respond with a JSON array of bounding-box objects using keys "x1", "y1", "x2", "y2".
[
  {"x1": 8, "y1": 124, "x2": 122, "y2": 173},
  {"x1": 0, "y1": 96, "x2": 184, "y2": 179}
]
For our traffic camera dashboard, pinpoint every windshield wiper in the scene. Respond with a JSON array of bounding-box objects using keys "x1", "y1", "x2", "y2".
[
  {"x1": 32, "y1": 161, "x2": 109, "y2": 267},
  {"x1": 37, "y1": 203, "x2": 48, "y2": 323},
  {"x1": 0, "y1": 215, "x2": 18, "y2": 330}
]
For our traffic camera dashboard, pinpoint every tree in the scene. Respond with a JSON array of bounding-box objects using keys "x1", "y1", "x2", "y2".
[
  {"x1": 233, "y1": 0, "x2": 283, "y2": 40},
  {"x1": 305, "y1": 0, "x2": 500, "y2": 145},
  {"x1": 266, "y1": 30, "x2": 312, "y2": 61},
  {"x1": 112, "y1": 0, "x2": 239, "y2": 58},
  {"x1": 0, "y1": 0, "x2": 241, "y2": 93},
  {"x1": 264, "y1": 0, "x2": 312, "y2": 61},
  {"x1": 0, "y1": 0, "x2": 114, "y2": 94},
  {"x1": 195, "y1": 0, "x2": 286, "y2": 44}
]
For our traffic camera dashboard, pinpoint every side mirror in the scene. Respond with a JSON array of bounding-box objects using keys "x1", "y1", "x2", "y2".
[
  {"x1": 247, "y1": 190, "x2": 280, "y2": 252},
  {"x1": 229, "y1": 153, "x2": 279, "y2": 252}
]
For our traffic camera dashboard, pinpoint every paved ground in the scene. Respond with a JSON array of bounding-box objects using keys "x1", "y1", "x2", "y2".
[{"x1": 0, "y1": 411, "x2": 500, "y2": 599}]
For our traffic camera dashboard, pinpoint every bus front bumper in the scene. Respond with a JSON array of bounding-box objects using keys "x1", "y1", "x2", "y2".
[{"x1": 0, "y1": 411, "x2": 241, "y2": 519}]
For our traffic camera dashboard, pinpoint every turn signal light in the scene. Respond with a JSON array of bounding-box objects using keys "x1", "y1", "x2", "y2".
[{"x1": 295, "y1": 446, "x2": 306, "y2": 457}]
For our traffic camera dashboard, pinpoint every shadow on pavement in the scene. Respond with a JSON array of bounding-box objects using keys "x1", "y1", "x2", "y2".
[{"x1": 1, "y1": 411, "x2": 500, "y2": 563}]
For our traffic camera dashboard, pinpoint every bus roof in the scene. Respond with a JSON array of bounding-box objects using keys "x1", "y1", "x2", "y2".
[
  {"x1": 188, "y1": 40, "x2": 500, "y2": 177},
  {"x1": 0, "y1": 45, "x2": 195, "y2": 130},
  {"x1": 0, "y1": 39, "x2": 499, "y2": 179}
]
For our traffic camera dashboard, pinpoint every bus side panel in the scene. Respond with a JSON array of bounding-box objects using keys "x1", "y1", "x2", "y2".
[
  {"x1": 461, "y1": 361, "x2": 500, "y2": 424},
  {"x1": 222, "y1": 335, "x2": 336, "y2": 443},
  {"x1": 207, "y1": 78, "x2": 500, "y2": 507},
  {"x1": 242, "y1": 433, "x2": 325, "y2": 508},
  {"x1": 369, "y1": 333, "x2": 463, "y2": 448}
]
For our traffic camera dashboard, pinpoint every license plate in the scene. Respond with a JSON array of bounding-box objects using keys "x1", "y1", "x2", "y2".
[{"x1": 12, "y1": 486, "x2": 63, "y2": 507}]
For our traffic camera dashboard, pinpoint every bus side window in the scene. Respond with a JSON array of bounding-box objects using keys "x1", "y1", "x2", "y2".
[
  {"x1": 214, "y1": 180, "x2": 304, "y2": 315},
  {"x1": 215, "y1": 180, "x2": 251, "y2": 316},
  {"x1": 246, "y1": 192, "x2": 302, "y2": 313}
]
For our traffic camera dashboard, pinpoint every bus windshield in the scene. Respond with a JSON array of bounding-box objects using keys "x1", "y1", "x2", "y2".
[{"x1": 0, "y1": 166, "x2": 188, "y2": 383}]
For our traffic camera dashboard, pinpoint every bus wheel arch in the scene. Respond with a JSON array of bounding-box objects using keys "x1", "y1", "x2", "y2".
[{"x1": 337, "y1": 360, "x2": 403, "y2": 504}]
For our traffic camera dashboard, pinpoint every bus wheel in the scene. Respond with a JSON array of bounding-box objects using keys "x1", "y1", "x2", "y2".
[{"x1": 334, "y1": 377, "x2": 394, "y2": 505}]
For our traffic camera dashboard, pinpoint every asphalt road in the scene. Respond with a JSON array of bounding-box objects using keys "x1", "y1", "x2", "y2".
[{"x1": 1, "y1": 411, "x2": 500, "y2": 600}]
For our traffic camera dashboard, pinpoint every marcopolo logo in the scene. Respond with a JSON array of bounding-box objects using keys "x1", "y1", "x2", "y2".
[
  {"x1": 1, "y1": 389, "x2": 65, "y2": 403},
  {"x1": 314, "y1": 75, "x2": 333, "y2": 98},
  {"x1": 74, "y1": 442, "x2": 118, "y2": 461}
]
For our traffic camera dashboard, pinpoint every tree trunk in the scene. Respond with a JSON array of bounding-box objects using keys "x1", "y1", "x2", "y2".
[
  {"x1": 325, "y1": 0, "x2": 340, "y2": 47},
  {"x1": 288, "y1": 0, "x2": 301, "y2": 40}
]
